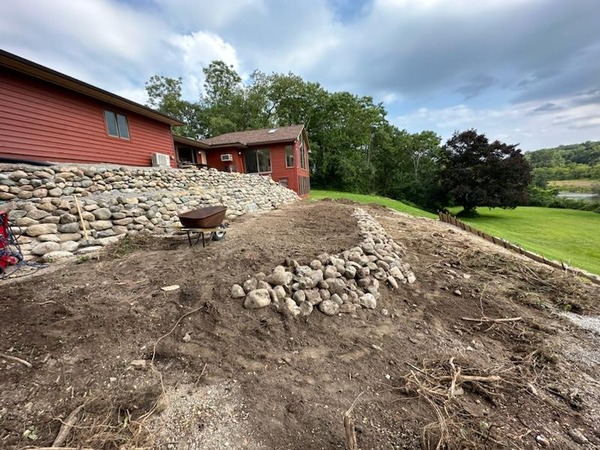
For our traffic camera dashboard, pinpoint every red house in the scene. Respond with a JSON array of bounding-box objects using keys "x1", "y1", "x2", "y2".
[
  {"x1": 200, "y1": 125, "x2": 311, "y2": 196},
  {"x1": 0, "y1": 50, "x2": 181, "y2": 167}
]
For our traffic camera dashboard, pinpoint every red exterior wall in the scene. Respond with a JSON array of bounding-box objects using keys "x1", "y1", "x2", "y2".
[
  {"x1": 205, "y1": 147, "x2": 245, "y2": 172},
  {"x1": 205, "y1": 139, "x2": 310, "y2": 196},
  {"x1": 0, "y1": 69, "x2": 176, "y2": 167}
]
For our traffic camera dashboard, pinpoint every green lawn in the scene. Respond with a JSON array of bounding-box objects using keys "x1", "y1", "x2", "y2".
[
  {"x1": 309, "y1": 190, "x2": 437, "y2": 219},
  {"x1": 451, "y1": 207, "x2": 600, "y2": 275}
]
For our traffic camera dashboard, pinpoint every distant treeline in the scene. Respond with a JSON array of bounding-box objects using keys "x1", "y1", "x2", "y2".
[{"x1": 526, "y1": 141, "x2": 600, "y2": 184}]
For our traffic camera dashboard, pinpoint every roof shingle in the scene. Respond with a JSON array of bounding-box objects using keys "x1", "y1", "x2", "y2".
[{"x1": 200, "y1": 125, "x2": 304, "y2": 147}]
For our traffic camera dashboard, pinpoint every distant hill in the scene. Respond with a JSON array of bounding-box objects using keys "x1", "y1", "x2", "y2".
[{"x1": 526, "y1": 141, "x2": 600, "y2": 168}]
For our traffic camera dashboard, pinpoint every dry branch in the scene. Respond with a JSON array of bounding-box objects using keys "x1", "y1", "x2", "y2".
[
  {"x1": 0, "y1": 352, "x2": 32, "y2": 368},
  {"x1": 461, "y1": 316, "x2": 522, "y2": 323},
  {"x1": 24, "y1": 447, "x2": 94, "y2": 450},
  {"x1": 52, "y1": 404, "x2": 84, "y2": 447},
  {"x1": 343, "y1": 392, "x2": 364, "y2": 450}
]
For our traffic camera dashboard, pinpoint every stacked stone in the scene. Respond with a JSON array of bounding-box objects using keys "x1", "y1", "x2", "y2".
[
  {"x1": 0, "y1": 164, "x2": 299, "y2": 262},
  {"x1": 233, "y1": 208, "x2": 416, "y2": 317}
]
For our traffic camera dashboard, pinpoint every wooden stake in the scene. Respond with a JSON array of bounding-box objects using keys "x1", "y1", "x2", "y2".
[
  {"x1": 72, "y1": 195, "x2": 88, "y2": 240},
  {"x1": 52, "y1": 404, "x2": 84, "y2": 447},
  {"x1": 343, "y1": 392, "x2": 364, "y2": 450}
]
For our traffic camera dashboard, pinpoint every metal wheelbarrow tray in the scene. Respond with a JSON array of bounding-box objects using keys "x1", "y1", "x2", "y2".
[
  {"x1": 177, "y1": 206, "x2": 227, "y2": 247},
  {"x1": 178, "y1": 205, "x2": 227, "y2": 229}
]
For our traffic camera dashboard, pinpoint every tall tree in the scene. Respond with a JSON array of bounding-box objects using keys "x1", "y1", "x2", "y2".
[
  {"x1": 145, "y1": 75, "x2": 205, "y2": 138},
  {"x1": 438, "y1": 130, "x2": 531, "y2": 214}
]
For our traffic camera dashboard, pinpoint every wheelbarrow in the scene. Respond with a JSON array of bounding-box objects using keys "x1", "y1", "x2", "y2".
[{"x1": 176, "y1": 206, "x2": 227, "y2": 247}]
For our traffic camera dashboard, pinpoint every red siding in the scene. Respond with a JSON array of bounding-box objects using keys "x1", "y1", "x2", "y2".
[
  {"x1": 206, "y1": 147, "x2": 245, "y2": 172},
  {"x1": 205, "y1": 140, "x2": 311, "y2": 196},
  {"x1": 0, "y1": 69, "x2": 176, "y2": 166}
]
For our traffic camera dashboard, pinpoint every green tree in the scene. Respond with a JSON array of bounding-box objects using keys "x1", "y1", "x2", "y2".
[
  {"x1": 438, "y1": 130, "x2": 531, "y2": 215},
  {"x1": 145, "y1": 75, "x2": 205, "y2": 138}
]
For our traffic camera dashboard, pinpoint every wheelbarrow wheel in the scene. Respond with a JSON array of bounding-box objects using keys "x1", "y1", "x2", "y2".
[{"x1": 212, "y1": 230, "x2": 226, "y2": 241}]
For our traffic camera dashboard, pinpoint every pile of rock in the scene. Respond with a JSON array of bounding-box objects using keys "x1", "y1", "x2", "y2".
[
  {"x1": 0, "y1": 164, "x2": 299, "y2": 262},
  {"x1": 232, "y1": 208, "x2": 416, "y2": 317}
]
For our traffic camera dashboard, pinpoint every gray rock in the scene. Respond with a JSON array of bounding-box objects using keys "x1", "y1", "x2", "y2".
[
  {"x1": 273, "y1": 285, "x2": 287, "y2": 300},
  {"x1": 343, "y1": 265, "x2": 357, "y2": 279},
  {"x1": 16, "y1": 217, "x2": 38, "y2": 227},
  {"x1": 48, "y1": 187, "x2": 63, "y2": 197},
  {"x1": 42, "y1": 250, "x2": 74, "y2": 262},
  {"x1": 37, "y1": 234, "x2": 61, "y2": 242},
  {"x1": 304, "y1": 289, "x2": 322, "y2": 306},
  {"x1": 317, "y1": 253, "x2": 330, "y2": 265},
  {"x1": 59, "y1": 213, "x2": 79, "y2": 224},
  {"x1": 89, "y1": 220, "x2": 112, "y2": 231},
  {"x1": 8, "y1": 170, "x2": 28, "y2": 180},
  {"x1": 319, "y1": 289, "x2": 331, "y2": 301},
  {"x1": 292, "y1": 290, "x2": 306, "y2": 304},
  {"x1": 243, "y1": 289, "x2": 272, "y2": 309},
  {"x1": 325, "y1": 278, "x2": 346, "y2": 295},
  {"x1": 387, "y1": 276, "x2": 399, "y2": 289},
  {"x1": 319, "y1": 300, "x2": 340, "y2": 316},
  {"x1": 26, "y1": 223, "x2": 58, "y2": 237},
  {"x1": 96, "y1": 236, "x2": 119, "y2": 246},
  {"x1": 26, "y1": 209, "x2": 50, "y2": 220},
  {"x1": 567, "y1": 428, "x2": 588, "y2": 444},
  {"x1": 93, "y1": 208, "x2": 112, "y2": 220},
  {"x1": 231, "y1": 284, "x2": 246, "y2": 298},
  {"x1": 113, "y1": 218, "x2": 133, "y2": 226},
  {"x1": 41, "y1": 215, "x2": 61, "y2": 224},
  {"x1": 113, "y1": 226, "x2": 128, "y2": 235},
  {"x1": 242, "y1": 277, "x2": 258, "y2": 293},
  {"x1": 60, "y1": 241, "x2": 79, "y2": 252},
  {"x1": 257, "y1": 280, "x2": 271, "y2": 290},
  {"x1": 388, "y1": 266, "x2": 405, "y2": 282},
  {"x1": 31, "y1": 241, "x2": 60, "y2": 256},
  {"x1": 299, "y1": 301, "x2": 314, "y2": 316},
  {"x1": 323, "y1": 266, "x2": 338, "y2": 279},
  {"x1": 339, "y1": 303, "x2": 357, "y2": 314},
  {"x1": 359, "y1": 293, "x2": 377, "y2": 309},
  {"x1": 59, "y1": 232, "x2": 82, "y2": 242},
  {"x1": 330, "y1": 293, "x2": 343, "y2": 306},
  {"x1": 309, "y1": 259, "x2": 323, "y2": 270},
  {"x1": 77, "y1": 246, "x2": 103, "y2": 254},
  {"x1": 285, "y1": 298, "x2": 301, "y2": 317},
  {"x1": 266, "y1": 265, "x2": 293, "y2": 286},
  {"x1": 58, "y1": 222, "x2": 81, "y2": 233},
  {"x1": 357, "y1": 267, "x2": 370, "y2": 279},
  {"x1": 8, "y1": 209, "x2": 27, "y2": 220},
  {"x1": 96, "y1": 229, "x2": 116, "y2": 238}
]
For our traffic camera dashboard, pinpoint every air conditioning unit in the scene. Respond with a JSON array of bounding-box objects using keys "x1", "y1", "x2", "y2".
[
  {"x1": 220, "y1": 153, "x2": 233, "y2": 162},
  {"x1": 151, "y1": 153, "x2": 170, "y2": 167}
]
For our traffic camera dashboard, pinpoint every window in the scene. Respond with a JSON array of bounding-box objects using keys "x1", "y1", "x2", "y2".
[
  {"x1": 299, "y1": 140, "x2": 306, "y2": 170},
  {"x1": 285, "y1": 145, "x2": 294, "y2": 168},
  {"x1": 105, "y1": 110, "x2": 130, "y2": 139},
  {"x1": 245, "y1": 149, "x2": 271, "y2": 173}
]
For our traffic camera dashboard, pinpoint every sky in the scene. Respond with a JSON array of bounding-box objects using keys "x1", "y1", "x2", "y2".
[{"x1": 1, "y1": 0, "x2": 599, "y2": 151}]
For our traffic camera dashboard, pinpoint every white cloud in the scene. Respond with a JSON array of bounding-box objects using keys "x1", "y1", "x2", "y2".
[
  {"x1": 0, "y1": 0, "x2": 598, "y2": 150},
  {"x1": 169, "y1": 31, "x2": 241, "y2": 100},
  {"x1": 395, "y1": 92, "x2": 600, "y2": 151}
]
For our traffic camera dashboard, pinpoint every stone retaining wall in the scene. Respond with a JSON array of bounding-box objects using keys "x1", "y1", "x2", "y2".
[{"x1": 0, "y1": 164, "x2": 299, "y2": 262}]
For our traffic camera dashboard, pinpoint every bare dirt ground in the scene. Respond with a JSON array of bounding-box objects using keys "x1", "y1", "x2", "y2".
[{"x1": 1, "y1": 199, "x2": 600, "y2": 449}]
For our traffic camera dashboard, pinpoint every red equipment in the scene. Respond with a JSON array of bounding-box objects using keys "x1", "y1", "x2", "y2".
[{"x1": 0, "y1": 211, "x2": 20, "y2": 275}]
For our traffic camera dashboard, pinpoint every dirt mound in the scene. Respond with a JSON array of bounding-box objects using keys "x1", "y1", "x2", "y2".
[{"x1": 1, "y1": 200, "x2": 599, "y2": 449}]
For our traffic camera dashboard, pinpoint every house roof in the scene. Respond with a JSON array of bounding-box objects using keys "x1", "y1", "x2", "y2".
[
  {"x1": 0, "y1": 49, "x2": 183, "y2": 127},
  {"x1": 200, "y1": 125, "x2": 305, "y2": 148},
  {"x1": 173, "y1": 134, "x2": 210, "y2": 149}
]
